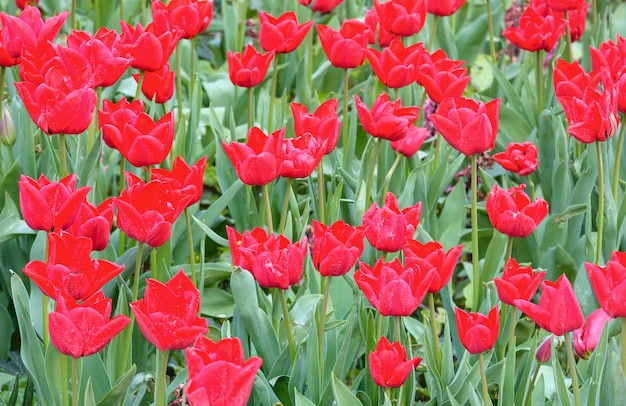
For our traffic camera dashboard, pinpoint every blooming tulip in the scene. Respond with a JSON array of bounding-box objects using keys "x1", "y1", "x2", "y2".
[
  {"x1": 362, "y1": 192, "x2": 422, "y2": 252},
  {"x1": 403, "y1": 239, "x2": 463, "y2": 293},
  {"x1": 259, "y1": 11, "x2": 313, "y2": 54},
  {"x1": 66, "y1": 198, "x2": 114, "y2": 251},
  {"x1": 317, "y1": 20, "x2": 370, "y2": 69},
  {"x1": 369, "y1": 336, "x2": 421, "y2": 388},
  {"x1": 502, "y1": 5, "x2": 567, "y2": 52},
  {"x1": 280, "y1": 133, "x2": 326, "y2": 179},
  {"x1": 585, "y1": 251, "x2": 626, "y2": 318},
  {"x1": 373, "y1": 0, "x2": 426, "y2": 37},
  {"x1": 494, "y1": 257, "x2": 546, "y2": 306},
  {"x1": 120, "y1": 21, "x2": 181, "y2": 71},
  {"x1": 364, "y1": 6, "x2": 395, "y2": 47},
  {"x1": 455, "y1": 306, "x2": 500, "y2": 354},
  {"x1": 291, "y1": 99, "x2": 341, "y2": 155},
  {"x1": 354, "y1": 93, "x2": 420, "y2": 141},
  {"x1": 485, "y1": 184, "x2": 549, "y2": 238},
  {"x1": 151, "y1": 156, "x2": 207, "y2": 206},
  {"x1": 590, "y1": 34, "x2": 626, "y2": 113},
  {"x1": 151, "y1": 0, "x2": 214, "y2": 40},
  {"x1": 416, "y1": 50, "x2": 470, "y2": 104},
  {"x1": 311, "y1": 220, "x2": 364, "y2": 277},
  {"x1": 492, "y1": 141, "x2": 539, "y2": 176},
  {"x1": 573, "y1": 308, "x2": 612, "y2": 359},
  {"x1": 390, "y1": 126, "x2": 427, "y2": 157},
  {"x1": 366, "y1": 39, "x2": 426, "y2": 88},
  {"x1": 426, "y1": 0, "x2": 467, "y2": 16},
  {"x1": 0, "y1": 7, "x2": 68, "y2": 58},
  {"x1": 227, "y1": 45, "x2": 274, "y2": 88},
  {"x1": 297, "y1": 0, "x2": 344, "y2": 14},
  {"x1": 132, "y1": 63, "x2": 175, "y2": 104},
  {"x1": 547, "y1": 0, "x2": 586, "y2": 11}
]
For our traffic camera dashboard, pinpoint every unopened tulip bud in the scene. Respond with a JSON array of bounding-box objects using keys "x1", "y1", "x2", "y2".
[
  {"x1": 535, "y1": 335, "x2": 553, "y2": 363},
  {"x1": 0, "y1": 109, "x2": 15, "y2": 147}
]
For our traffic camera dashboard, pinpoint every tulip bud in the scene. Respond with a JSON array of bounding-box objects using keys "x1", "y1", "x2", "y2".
[
  {"x1": 0, "y1": 109, "x2": 15, "y2": 147},
  {"x1": 535, "y1": 335, "x2": 553, "y2": 363}
]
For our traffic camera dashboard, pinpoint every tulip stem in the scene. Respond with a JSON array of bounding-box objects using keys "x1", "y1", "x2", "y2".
[
  {"x1": 427, "y1": 16, "x2": 439, "y2": 52},
  {"x1": 150, "y1": 247, "x2": 159, "y2": 282},
  {"x1": 471, "y1": 154, "x2": 481, "y2": 311},
  {"x1": 247, "y1": 88, "x2": 253, "y2": 130},
  {"x1": 394, "y1": 316, "x2": 401, "y2": 343},
  {"x1": 119, "y1": 0, "x2": 124, "y2": 23},
  {"x1": 278, "y1": 289, "x2": 296, "y2": 360},
  {"x1": 132, "y1": 242, "x2": 145, "y2": 303},
  {"x1": 524, "y1": 361, "x2": 541, "y2": 406},
  {"x1": 62, "y1": 355, "x2": 70, "y2": 406},
  {"x1": 612, "y1": 119, "x2": 626, "y2": 202},
  {"x1": 176, "y1": 46, "x2": 184, "y2": 125},
  {"x1": 72, "y1": 357, "x2": 78, "y2": 406},
  {"x1": 565, "y1": 332, "x2": 581, "y2": 406},
  {"x1": 0, "y1": 67, "x2": 5, "y2": 117},
  {"x1": 428, "y1": 293, "x2": 442, "y2": 370},
  {"x1": 621, "y1": 318, "x2": 626, "y2": 377},
  {"x1": 382, "y1": 153, "x2": 402, "y2": 202},
  {"x1": 508, "y1": 304, "x2": 517, "y2": 351},
  {"x1": 263, "y1": 183, "x2": 274, "y2": 235},
  {"x1": 595, "y1": 141, "x2": 605, "y2": 264},
  {"x1": 535, "y1": 50, "x2": 544, "y2": 115},
  {"x1": 155, "y1": 350, "x2": 169, "y2": 406},
  {"x1": 135, "y1": 71, "x2": 145, "y2": 101},
  {"x1": 71, "y1": 0, "x2": 76, "y2": 29},
  {"x1": 365, "y1": 138, "x2": 383, "y2": 208},
  {"x1": 59, "y1": 133, "x2": 68, "y2": 178},
  {"x1": 184, "y1": 208, "x2": 198, "y2": 286},
  {"x1": 432, "y1": 135, "x2": 443, "y2": 172},
  {"x1": 377, "y1": 312, "x2": 383, "y2": 340},
  {"x1": 278, "y1": 178, "x2": 292, "y2": 234},
  {"x1": 307, "y1": 19, "x2": 313, "y2": 97},
  {"x1": 592, "y1": 0, "x2": 597, "y2": 27},
  {"x1": 190, "y1": 38, "x2": 197, "y2": 97},
  {"x1": 342, "y1": 68, "x2": 350, "y2": 167},
  {"x1": 43, "y1": 236, "x2": 50, "y2": 349},
  {"x1": 486, "y1": 0, "x2": 496, "y2": 61},
  {"x1": 268, "y1": 57, "x2": 279, "y2": 132},
  {"x1": 505, "y1": 237, "x2": 513, "y2": 262},
  {"x1": 317, "y1": 164, "x2": 326, "y2": 225},
  {"x1": 479, "y1": 352, "x2": 491, "y2": 405},
  {"x1": 563, "y1": 11, "x2": 573, "y2": 63},
  {"x1": 318, "y1": 276, "x2": 331, "y2": 375}
]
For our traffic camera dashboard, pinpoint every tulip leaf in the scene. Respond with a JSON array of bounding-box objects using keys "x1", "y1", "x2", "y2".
[
  {"x1": 552, "y1": 347, "x2": 573, "y2": 406},
  {"x1": 192, "y1": 215, "x2": 228, "y2": 247},
  {"x1": 96, "y1": 364, "x2": 136, "y2": 406},
  {"x1": 331, "y1": 372, "x2": 362, "y2": 406},
  {"x1": 0, "y1": 197, "x2": 35, "y2": 246},
  {"x1": 196, "y1": 178, "x2": 243, "y2": 228},
  {"x1": 437, "y1": 180, "x2": 467, "y2": 248},
  {"x1": 488, "y1": 58, "x2": 535, "y2": 127},
  {"x1": 83, "y1": 378, "x2": 96, "y2": 406},
  {"x1": 0, "y1": 302, "x2": 13, "y2": 359},
  {"x1": 295, "y1": 388, "x2": 316, "y2": 406},
  {"x1": 200, "y1": 287, "x2": 234, "y2": 318}
]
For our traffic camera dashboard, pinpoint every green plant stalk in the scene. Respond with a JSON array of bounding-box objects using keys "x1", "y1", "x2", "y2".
[
  {"x1": 247, "y1": 88, "x2": 253, "y2": 131},
  {"x1": 268, "y1": 57, "x2": 279, "y2": 132},
  {"x1": 62, "y1": 355, "x2": 69, "y2": 406},
  {"x1": 621, "y1": 318, "x2": 626, "y2": 376},
  {"x1": 141, "y1": 0, "x2": 146, "y2": 25},
  {"x1": 524, "y1": 361, "x2": 541, "y2": 406},
  {"x1": 237, "y1": 0, "x2": 249, "y2": 52},
  {"x1": 190, "y1": 38, "x2": 197, "y2": 94},
  {"x1": 0, "y1": 67, "x2": 5, "y2": 116},
  {"x1": 43, "y1": 235, "x2": 50, "y2": 349},
  {"x1": 155, "y1": 350, "x2": 169, "y2": 406},
  {"x1": 318, "y1": 276, "x2": 331, "y2": 377},
  {"x1": 479, "y1": 352, "x2": 490, "y2": 405},
  {"x1": 342, "y1": 68, "x2": 350, "y2": 162},
  {"x1": 486, "y1": 0, "x2": 496, "y2": 61},
  {"x1": 612, "y1": 119, "x2": 626, "y2": 201},
  {"x1": 176, "y1": 46, "x2": 183, "y2": 125},
  {"x1": 71, "y1": 0, "x2": 76, "y2": 29},
  {"x1": 428, "y1": 293, "x2": 442, "y2": 369},
  {"x1": 596, "y1": 141, "x2": 605, "y2": 264},
  {"x1": 365, "y1": 138, "x2": 383, "y2": 209},
  {"x1": 59, "y1": 134, "x2": 68, "y2": 178},
  {"x1": 72, "y1": 357, "x2": 78, "y2": 406},
  {"x1": 317, "y1": 164, "x2": 326, "y2": 225},
  {"x1": 592, "y1": 0, "x2": 597, "y2": 32},
  {"x1": 120, "y1": 0, "x2": 124, "y2": 23},
  {"x1": 184, "y1": 208, "x2": 198, "y2": 286},
  {"x1": 132, "y1": 242, "x2": 145, "y2": 303},
  {"x1": 565, "y1": 332, "x2": 581, "y2": 406},
  {"x1": 394, "y1": 316, "x2": 401, "y2": 342},
  {"x1": 135, "y1": 71, "x2": 145, "y2": 101},
  {"x1": 563, "y1": 11, "x2": 573, "y2": 63},
  {"x1": 377, "y1": 312, "x2": 383, "y2": 339},
  {"x1": 94, "y1": 0, "x2": 100, "y2": 29},
  {"x1": 471, "y1": 154, "x2": 481, "y2": 311},
  {"x1": 307, "y1": 19, "x2": 313, "y2": 95},
  {"x1": 278, "y1": 178, "x2": 292, "y2": 234},
  {"x1": 535, "y1": 50, "x2": 544, "y2": 114},
  {"x1": 278, "y1": 289, "x2": 296, "y2": 360},
  {"x1": 504, "y1": 236, "x2": 513, "y2": 261},
  {"x1": 151, "y1": 246, "x2": 159, "y2": 282},
  {"x1": 432, "y1": 134, "x2": 443, "y2": 172},
  {"x1": 382, "y1": 153, "x2": 402, "y2": 202},
  {"x1": 427, "y1": 16, "x2": 439, "y2": 52},
  {"x1": 263, "y1": 184, "x2": 274, "y2": 234},
  {"x1": 508, "y1": 304, "x2": 517, "y2": 350}
]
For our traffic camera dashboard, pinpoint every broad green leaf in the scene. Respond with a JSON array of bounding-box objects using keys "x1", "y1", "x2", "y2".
[
  {"x1": 83, "y1": 379, "x2": 96, "y2": 406},
  {"x1": 331, "y1": 373, "x2": 362, "y2": 406},
  {"x1": 200, "y1": 288, "x2": 234, "y2": 318},
  {"x1": 96, "y1": 364, "x2": 136, "y2": 406},
  {"x1": 294, "y1": 388, "x2": 316, "y2": 406}
]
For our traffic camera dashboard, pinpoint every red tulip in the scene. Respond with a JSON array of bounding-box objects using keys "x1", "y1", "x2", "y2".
[
  {"x1": 369, "y1": 336, "x2": 421, "y2": 388},
  {"x1": 535, "y1": 335, "x2": 553, "y2": 363},
  {"x1": 130, "y1": 270, "x2": 208, "y2": 351},
  {"x1": 553, "y1": 58, "x2": 598, "y2": 99},
  {"x1": 311, "y1": 220, "x2": 364, "y2": 277},
  {"x1": 23, "y1": 232, "x2": 124, "y2": 301},
  {"x1": 564, "y1": 1, "x2": 589, "y2": 42},
  {"x1": 66, "y1": 198, "x2": 114, "y2": 251},
  {"x1": 502, "y1": 4, "x2": 567, "y2": 52},
  {"x1": 373, "y1": 0, "x2": 426, "y2": 37},
  {"x1": 362, "y1": 192, "x2": 422, "y2": 252},
  {"x1": 226, "y1": 226, "x2": 267, "y2": 273},
  {"x1": 403, "y1": 239, "x2": 463, "y2": 293},
  {"x1": 585, "y1": 251, "x2": 626, "y2": 318},
  {"x1": 366, "y1": 39, "x2": 426, "y2": 88},
  {"x1": 132, "y1": 63, "x2": 175, "y2": 104},
  {"x1": 222, "y1": 126, "x2": 285, "y2": 186},
  {"x1": 514, "y1": 274, "x2": 584, "y2": 336},
  {"x1": 573, "y1": 308, "x2": 612, "y2": 359},
  {"x1": 416, "y1": 50, "x2": 470, "y2": 104},
  {"x1": 98, "y1": 98, "x2": 175, "y2": 167},
  {"x1": 455, "y1": 306, "x2": 500, "y2": 354},
  {"x1": 259, "y1": 11, "x2": 313, "y2": 54},
  {"x1": 185, "y1": 336, "x2": 262, "y2": 406},
  {"x1": 426, "y1": 0, "x2": 467, "y2": 16},
  {"x1": 364, "y1": 6, "x2": 395, "y2": 47},
  {"x1": 227, "y1": 44, "x2": 274, "y2": 88},
  {"x1": 297, "y1": 0, "x2": 344, "y2": 14},
  {"x1": 547, "y1": 0, "x2": 585, "y2": 11},
  {"x1": 485, "y1": 184, "x2": 549, "y2": 238},
  {"x1": 317, "y1": 20, "x2": 370, "y2": 69},
  {"x1": 430, "y1": 96, "x2": 500, "y2": 157},
  {"x1": 280, "y1": 133, "x2": 326, "y2": 179},
  {"x1": 494, "y1": 257, "x2": 546, "y2": 306},
  {"x1": 0, "y1": 26, "x2": 19, "y2": 67},
  {"x1": 15, "y1": 0, "x2": 40, "y2": 9},
  {"x1": 120, "y1": 21, "x2": 181, "y2": 72},
  {"x1": 492, "y1": 141, "x2": 539, "y2": 176},
  {"x1": 151, "y1": 0, "x2": 213, "y2": 40},
  {"x1": 151, "y1": 156, "x2": 207, "y2": 206},
  {"x1": 354, "y1": 93, "x2": 420, "y2": 141},
  {"x1": 390, "y1": 126, "x2": 427, "y2": 157},
  {"x1": 354, "y1": 257, "x2": 434, "y2": 316},
  {"x1": 49, "y1": 290, "x2": 131, "y2": 358},
  {"x1": 0, "y1": 7, "x2": 68, "y2": 58},
  {"x1": 18, "y1": 174, "x2": 91, "y2": 232},
  {"x1": 590, "y1": 35, "x2": 626, "y2": 113},
  {"x1": 291, "y1": 99, "x2": 341, "y2": 155}
]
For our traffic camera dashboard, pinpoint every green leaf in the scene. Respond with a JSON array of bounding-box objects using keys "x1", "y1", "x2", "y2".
[
  {"x1": 200, "y1": 288, "x2": 234, "y2": 318},
  {"x1": 294, "y1": 388, "x2": 316, "y2": 406},
  {"x1": 192, "y1": 215, "x2": 228, "y2": 247},
  {"x1": 83, "y1": 379, "x2": 96, "y2": 406},
  {"x1": 96, "y1": 364, "x2": 136, "y2": 406},
  {"x1": 331, "y1": 372, "x2": 362, "y2": 406}
]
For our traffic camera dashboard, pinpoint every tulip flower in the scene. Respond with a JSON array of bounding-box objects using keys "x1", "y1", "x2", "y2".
[
  {"x1": 291, "y1": 99, "x2": 341, "y2": 155},
  {"x1": 66, "y1": 198, "x2": 114, "y2": 251},
  {"x1": 226, "y1": 226, "x2": 267, "y2": 273},
  {"x1": 227, "y1": 45, "x2": 274, "y2": 88},
  {"x1": 222, "y1": 126, "x2": 285, "y2": 186},
  {"x1": 98, "y1": 98, "x2": 175, "y2": 167},
  {"x1": 492, "y1": 141, "x2": 539, "y2": 176},
  {"x1": 426, "y1": 0, "x2": 467, "y2": 16},
  {"x1": 317, "y1": 20, "x2": 370, "y2": 69},
  {"x1": 120, "y1": 21, "x2": 181, "y2": 72},
  {"x1": 366, "y1": 39, "x2": 426, "y2": 88},
  {"x1": 455, "y1": 306, "x2": 500, "y2": 354},
  {"x1": 297, "y1": 0, "x2": 344, "y2": 13},
  {"x1": 430, "y1": 96, "x2": 500, "y2": 157},
  {"x1": 486, "y1": 184, "x2": 549, "y2": 238},
  {"x1": 573, "y1": 308, "x2": 612, "y2": 359},
  {"x1": 132, "y1": 63, "x2": 175, "y2": 104},
  {"x1": 49, "y1": 291, "x2": 131, "y2": 358},
  {"x1": 590, "y1": 34, "x2": 626, "y2": 113},
  {"x1": 373, "y1": 0, "x2": 426, "y2": 37},
  {"x1": 0, "y1": 27, "x2": 19, "y2": 67},
  {"x1": 259, "y1": 11, "x2": 313, "y2": 54},
  {"x1": 0, "y1": 7, "x2": 68, "y2": 59},
  {"x1": 151, "y1": 0, "x2": 214, "y2": 40},
  {"x1": 494, "y1": 257, "x2": 546, "y2": 306},
  {"x1": 416, "y1": 50, "x2": 470, "y2": 104},
  {"x1": 354, "y1": 93, "x2": 420, "y2": 141},
  {"x1": 364, "y1": 6, "x2": 395, "y2": 47},
  {"x1": 151, "y1": 156, "x2": 207, "y2": 206},
  {"x1": 23, "y1": 232, "x2": 124, "y2": 301},
  {"x1": 130, "y1": 270, "x2": 208, "y2": 351},
  {"x1": 403, "y1": 240, "x2": 463, "y2": 294},
  {"x1": 362, "y1": 192, "x2": 422, "y2": 252},
  {"x1": 535, "y1": 335, "x2": 553, "y2": 363},
  {"x1": 280, "y1": 133, "x2": 326, "y2": 179},
  {"x1": 369, "y1": 336, "x2": 421, "y2": 388},
  {"x1": 564, "y1": 1, "x2": 589, "y2": 42},
  {"x1": 502, "y1": 5, "x2": 567, "y2": 52},
  {"x1": 185, "y1": 336, "x2": 262, "y2": 406},
  {"x1": 390, "y1": 126, "x2": 427, "y2": 157},
  {"x1": 514, "y1": 274, "x2": 584, "y2": 336},
  {"x1": 18, "y1": 174, "x2": 91, "y2": 232},
  {"x1": 547, "y1": 0, "x2": 585, "y2": 11},
  {"x1": 585, "y1": 251, "x2": 626, "y2": 318},
  {"x1": 311, "y1": 220, "x2": 364, "y2": 277},
  {"x1": 354, "y1": 257, "x2": 434, "y2": 316},
  {"x1": 15, "y1": 0, "x2": 40, "y2": 9}
]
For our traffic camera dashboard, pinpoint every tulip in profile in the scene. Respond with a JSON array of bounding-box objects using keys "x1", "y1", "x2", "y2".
[
  {"x1": 502, "y1": 5, "x2": 567, "y2": 52},
  {"x1": 151, "y1": 156, "x2": 207, "y2": 206},
  {"x1": 403, "y1": 239, "x2": 463, "y2": 294},
  {"x1": 373, "y1": 0, "x2": 426, "y2": 37},
  {"x1": 227, "y1": 45, "x2": 274, "y2": 88},
  {"x1": 366, "y1": 39, "x2": 426, "y2": 88},
  {"x1": 585, "y1": 251, "x2": 626, "y2": 318},
  {"x1": 297, "y1": 0, "x2": 344, "y2": 13},
  {"x1": 317, "y1": 20, "x2": 370, "y2": 69},
  {"x1": 390, "y1": 126, "x2": 427, "y2": 157},
  {"x1": 492, "y1": 142, "x2": 539, "y2": 176},
  {"x1": 280, "y1": 133, "x2": 326, "y2": 179},
  {"x1": 259, "y1": 11, "x2": 313, "y2": 54},
  {"x1": 455, "y1": 306, "x2": 500, "y2": 354},
  {"x1": 573, "y1": 308, "x2": 612, "y2": 359},
  {"x1": 369, "y1": 336, "x2": 421, "y2": 388},
  {"x1": 291, "y1": 99, "x2": 341, "y2": 155},
  {"x1": 494, "y1": 257, "x2": 546, "y2": 306},
  {"x1": 133, "y1": 63, "x2": 175, "y2": 104},
  {"x1": 354, "y1": 93, "x2": 420, "y2": 141},
  {"x1": 362, "y1": 192, "x2": 421, "y2": 252},
  {"x1": 0, "y1": 6, "x2": 68, "y2": 59},
  {"x1": 311, "y1": 220, "x2": 364, "y2": 277},
  {"x1": 426, "y1": 0, "x2": 466, "y2": 16},
  {"x1": 485, "y1": 184, "x2": 549, "y2": 238},
  {"x1": 66, "y1": 199, "x2": 114, "y2": 251},
  {"x1": 151, "y1": 0, "x2": 214, "y2": 40}
]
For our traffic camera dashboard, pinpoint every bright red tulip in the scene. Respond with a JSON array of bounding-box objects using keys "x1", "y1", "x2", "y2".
[
  {"x1": 354, "y1": 93, "x2": 420, "y2": 141},
  {"x1": 185, "y1": 336, "x2": 262, "y2": 406},
  {"x1": 426, "y1": 0, "x2": 467, "y2": 16},
  {"x1": 403, "y1": 239, "x2": 463, "y2": 293},
  {"x1": 222, "y1": 126, "x2": 285, "y2": 186},
  {"x1": 364, "y1": 6, "x2": 395, "y2": 47},
  {"x1": 514, "y1": 274, "x2": 584, "y2": 336},
  {"x1": 120, "y1": 21, "x2": 181, "y2": 72},
  {"x1": 369, "y1": 336, "x2": 421, "y2": 388},
  {"x1": 373, "y1": 0, "x2": 426, "y2": 37},
  {"x1": 430, "y1": 96, "x2": 500, "y2": 157},
  {"x1": 132, "y1": 63, "x2": 175, "y2": 103},
  {"x1": 390, "y1": 126, "x2": 427, "y2": 157},
  {"x1": 312, "y1": 220, "x2": 364, "y2": 277},
  {"x1": 0, "y1": 6, "x2": 68, "y2": 58},
  {"x1": 226, "y1": 226, "x2": 267, "y2": 273},
  {"x1": 66, "y1": 198, "x2": 114, "y2": 251},
  {"x1": 151, "y1": 0, "x2": 214, "y2": 39},
  {"x1": 366, "y1": 39, "x2": 426, "y2": 88},
  {"x1": 416, "y1": 50, "x2": 470, "y2": 104},
  {"x1": 362, "y1": 192, "x2": 422, "y2": 252},
  {"x1": 585, "y1": 251, "x2": 626, "y2": 318},
  {"x1": 0, "y1": 26, "x2": 19, "y2": 67},
  {"x1": 297, "y1": 0, "x2": 344, "y2": 13},
  {"x1": 259, "y1": 11, "x2": 313, "y2": 54},
  {"x1": 151, "y1": 156, "x2": 207, "y2": 206},
  {"x1": 547, "y1": 0, "x2": 586, "y2": 11},
  {"x1": 590, "y1": 35, "x2": 626, "y2": 113},
  {"x1": 49, "y1": 290, "x2": 131, "y2": 358},
  {"x1": 502, "y1": 4, "x2": 567, "y2": 52},
  {"x1": 564, "y1": 1, "x2": 589, "y2": 42},
  {"x1": 492, "y1": 141, "x2": 539, "y2": 176},
  {"x1": 291, "y1": 99, "x2": 341, "y2": 155},
  {"x1": 280, "y1": 133, "x2": 326, "y2": 179},
  {"x1": 15, "y1": 0, "x2": 40, "y2": 9},
  {"x1": 130, "y1": 270, "x2": 208, "y2": 351},
  {"x1": 227, "y1": 44, "x2": 274, "y2": 88},
  {"x1": 23, "y1": 232, "x2": 124, "y2": 301},
  {"x1": 18, "y1": 174, "x2": 91, "y2": 232},
  {"x1": 494, "y1": 257, "x2": 546, "y2": 306},
  {"x1": 317, "y1": 20, "x2": 370, "y2": 69},
  {"x1": 485, "y1": 184, "x2": 549, "y2": 238},
  {"x1": 455, "y1": 306, "x2": 500, "y2": 354},
  {"x1": 354, "y1": 257, "x2": 434, "y2": 316},
  {"x1": 573, "y1": 308, "x2": 612, "y2": 359},
  {"x1": 553, "y1": 58, "x2": 599, "y2": 99}
]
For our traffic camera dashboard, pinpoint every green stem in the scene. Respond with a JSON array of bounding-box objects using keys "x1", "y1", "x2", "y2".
[
  {"x1": 135, "y1": 71, "x2": 145, "y2": 101},
  {"x1": 536, "y1": 50, "x2": 544, "y2": 114},
  {"x1": 427, "y1": 16, "x2": 439, "y2": 52},
  {"x1": 72, "y1": 357, "x2": 78, "y2": 406},
  {"x1": 278, "y1": 289, "x2": 296, "y2": 360},
  {"x1": 596, "y1": 141, "x2": 605, "y2": 264},
  {"x1": 94, "y1": 0, "x2": 100, "y2": 29},
  {"x1": 432, "y1": 134, "x2": 443, "y2": 172},
  {"x1": 0, "y1": 67, "x2": 5, "y2": 116},
  {"x1": 479, "y1": 352, "x2": 490, "y2": 405},
  {"x1": 471, "y1": 154, "x2": 481, "y2": 311},
  {"x1": 263, "y1": 184, "x2": 274, "y2": 235},
  {"x1": 621, "y1": 318, "x2": 626, "y2": 377},
  {"x1": 43, "y1": 233, "x2": 50, "y2": 349},
  {"x1": 141, "y1": 0, "x2": 146, "y2": 25},
  {"x1": 377, "y1": 313, "x2": 383, "y2": 340},
  {"x1": 176, "y1": 45, "x2": 183, "y2": 125},
  {"x1": 382, "y1": 153, "x2": 402, "y2": 201},
  {"x1": 504, "y1": 236, "x2": 513, "y2": 261},
  {"x1": 592, "y1": 0, "x2": 597, "y2": 27},
  {"x1": 307, "y1": 21, "x2": 313, "y2": 98},
  {"x1": 71, "y1": 0, "x2": 76, "y2": 29},
  {"x1": 120, "y1": 0, "x2": 124, "y2": 23},
  {"x1": 508, "y1": 304, "x2": 517, "y2": 350},
  {"x1": 62, "y1": 355, "x2": 70, "y2": 406},
  {"x1": 317, "y1": 164, "x2": 326, "y2": 225},
  {"x1": 524, "y1": 361, "x2": 541, "y2": 406},
  {"x1": 527, "y1": 176, "x2": 536, "y2": 202},
  {"x1": 563, "y1": 11, "x2": 573, "y2": 63},
  {"x1": 278, "y1": 178, "x2": 292, "y2": 234},
  {"x1": 155, "y1": 350, "x2": 170, "y2": 406},
  {"x1": 612, "y1": 119, "x2": 626, "y2": 202},
  {"x1": 318, "y1": 276, "x2": 331, "y2": 373},
  {"x1": 394, "y1": 316, "x2": 401, "y2": 343},
  {"x1": 342, "y1": 68, "x2": 350, "y2": 166},
  {"x1": 565, "y1": 332, "x2": 581, "y2": 406},
  {"x1": 268, "y1": 57, "x2": 279, "y2": 132},
  {"x1": 365, "y1": 138, "x2": 383, "y2": 208},
  {"x1": 132, "y1": 242, "x2": 145, "y2": 303},
  {"x1": 184, "y1": 208, "x2": 197, "y2": 286},
  {"x1": 237, "y1": 0, "x2": 249, "y2": 52},
  {"x1": 486, "y1": 0, "x2": 496, "y2": 61},
  {"x1": 428, "y1": 293, "x2": 442, "y2": 370},
  {"x1": 151, "y1": 245, "x2": 159, "y2": 282},
  {"x1": 247, "y1": 88, "x2": 253, "y2": 131},
  {"x1": 59, "y1": 133, "x2": 68, "y2": 178},
  {"x1": 190, "y1": 38, "x2": 197, "y2": 95}
]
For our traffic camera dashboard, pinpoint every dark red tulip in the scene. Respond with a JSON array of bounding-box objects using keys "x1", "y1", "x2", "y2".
[
  {"x1": 492, "y1": 141, "x2": 539, "y2": 176},
  {"x1": 227, "y1": 45, "x2": 274, "y2": 88},
  {"x1": 494, "y1": 257, "x2": 546, "y2": 306},
  {"x1": 317, "y1": 20, "x2": 370, "y2": 69},
  {"x1": 151, "y1": 0, "x2": 213, "y2": 40},
  {"x1": 312, "y1": 220, "x2": 364, "y2": 277},
  {"x1": 354, "y1": 93, "x2": 420, "y2": 141},
  {"x1": 259, "y1": 11, "x2": 313, "y2": 54},
  {"x1": 369, "y1": 336, "x2": 421, "y2": 388},
  {"x1": 486, "y1": 184, "x2": 549, "y2": 238},
  {"x1": 585, "y1": 251, "x2": 626, "y2": 318},
  {"x1": 362, "y1": 192, "x2": 422, "y2": 252},
  {"x1": 455, "y1": 306, "x2": 500, "y2": 354}
]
